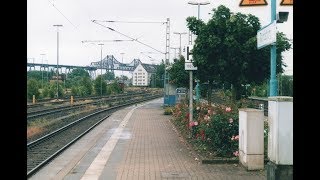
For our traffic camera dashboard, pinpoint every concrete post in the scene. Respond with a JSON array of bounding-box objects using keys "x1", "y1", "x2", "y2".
[
  {"x1": 71, "y1": 96, "x2": 74, "y2": 105},
  {"x1": 32, "y1": 95, "x2": 36, "y2": 104}
]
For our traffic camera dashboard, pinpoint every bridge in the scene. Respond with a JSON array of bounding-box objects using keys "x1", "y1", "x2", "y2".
[{"x1": 27, "y1": 55, "x2": 159, "y2": 78}]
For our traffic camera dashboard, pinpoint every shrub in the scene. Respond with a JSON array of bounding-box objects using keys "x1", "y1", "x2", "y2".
[
  {"x1": 164, "y1": 107, "x2": 173, "y2": 115},
  {"x1": 205, "y1": 105, "x2": 239, "y2": 157},
  {"x1": 171, "y1": 100, "x2": 244, "y2": 158},
  {"x1": 27, "y1": 79, "x2": 40, "y2": 100}
]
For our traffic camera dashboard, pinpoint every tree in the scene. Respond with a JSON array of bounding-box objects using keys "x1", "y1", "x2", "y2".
[
  {"x1": 94, "y1": 75, "x2": 107, "y2": 96},
  {"x1": 186, "y1": 5, "x2": 292, "y2": 100},
  {"x1": 47, "y1": 82, "x2": 65, "y2": 98},
  {"x1": 27, "y1": 71, "x2": 42, "y2": 81},
  {"x1": 167, "y1": 56, "x2": 189, "y2": 88},
  {"x1": 155, "y1": 60, "x2": 165, "y2": 88},
  {"x1": 68, "y1": 68, "x2": 90, "y2": 79},
  {"x1": 27, "y1": 79, "x2": 40, "y2": 100},
  {"x1": 66, "y1": 68, "x2": 90, "y2": 88},
  {"x1": 103, "y1": 71, "x2": 115, "y2": 80},
  {"x1": 279, "y1": 74, "x2": 293, "y2": 96},
  {"x1": 107, "y1": 80, "x2": 122, "y2": 94},
  {"x1": 79, "y1": 76, "x2": 93, "y2": 96}
]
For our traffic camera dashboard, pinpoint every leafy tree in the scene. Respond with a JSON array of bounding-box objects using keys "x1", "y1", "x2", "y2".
[
  {"x1": 42, "y1": 84, "x2": 50, "y2": 98},
  {"x1": 118, "y1": 75, "x2": 128, "y2": 81},
  {"x1": 27, "y1": 79, "x2": 40, "y2": 100},
  {"x1": 46, "y1": 82, "x2": 65, "y2": 98},
  {"x1": 103, "y1": 71, "x2": 115, "y2": 80},
  {"x1": 107, "y1": 80, "x2": 122, "y2": 94},
  {"x1": 167, "y1": 56, "x2": 189, "y2": 88},
  {"x1": 71, "y1": 86, "x2": 80, "y2": 96},
  {"x1": 94, "y1": 75, "x2": 107, "y2": 96},
  {"x1": 79, "y1": 76, "x2": 93, "y2": 96},
  {"x1": 251, "y1": 81, "x2": 268, "y2": 97},
  {"x1": 155, "y1": 60, "x2": 165, "y2": 88},
  {"x1": 27, "y1": 71, "x2": 42, "y2": 81},
  {"x1": 186, "y1": 5, "x2": 292, "y2": 100},
  {"x1": 66, "y1": 68, "x2": 90, "y2": 88},
  {"x1": 278, "y1": 74, "x2": 293, "y2": 96},
  {"x1": 68, "y1": 68, "x2": 90, "y2": 79}
]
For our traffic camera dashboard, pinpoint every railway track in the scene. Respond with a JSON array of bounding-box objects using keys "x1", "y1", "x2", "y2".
[
  {"x1": 27, "y1": 109, "x2": 111, "y2": 177},
  {"x1": 27, "y1": 94, "x2": 161, "y2": 178},
  {"x1": 27, "y1": 91, "x2": 148, "y2": 109},
  {"x1": 27, "y1": 92, "x2": 153, "y2": 120}
]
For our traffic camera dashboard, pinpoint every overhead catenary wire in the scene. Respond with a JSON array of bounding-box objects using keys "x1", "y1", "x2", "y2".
[
  {"x1": 92, "y1": 20, "x2": 165, "y2": 54},
  {"x1": 47, "y1": 0, "x2": 78, "y2": 29},
  {"x1": 81, "y1": 39, "x2": 134, "y2": 43},
  {"x1": 94, "y1": 20, "x2": 167, "y2": 24}
]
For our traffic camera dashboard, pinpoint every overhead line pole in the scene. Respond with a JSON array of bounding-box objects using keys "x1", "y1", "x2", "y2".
[
  {"x1": 53, "y1": 24, "x2": 63, "y2": 100},
  {"x1": 92, "y1": 18, "x2": 170, "y2": 106}
]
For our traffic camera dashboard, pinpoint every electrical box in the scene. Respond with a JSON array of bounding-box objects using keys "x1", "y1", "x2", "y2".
[
  {"x1": 268, "y1": 96, "x2": 293, "y2": 165},
  {"x1": 239, "y1": 108, "x2": 264, "y2": 170}
]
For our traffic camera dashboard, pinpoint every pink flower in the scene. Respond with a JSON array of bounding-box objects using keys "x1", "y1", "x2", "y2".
[
  {"x1": 229, "y1": 118, "x2": 233, "y2": 123},
  {"x1": 234, "y1": 135, "x2": 239, "y2": 140},
  {"x1": 208, "y1": 109, "x2": 211, "y2": 114},
  {"x1": 233, "y1": 151, "x2": 239, "y2": 157},
  {"x1": 226, "y1": 107, "x2": 232, "y2": 112}
]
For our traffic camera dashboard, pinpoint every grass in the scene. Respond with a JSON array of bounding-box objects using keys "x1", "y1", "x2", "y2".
[{"x1": 27, "y1": 126, "x2": 44, "y2": 139}]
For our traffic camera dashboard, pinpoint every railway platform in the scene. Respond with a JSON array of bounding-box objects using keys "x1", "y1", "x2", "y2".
[{"x1": 29, "y1": 97, "x2": 266, "y2": 180}]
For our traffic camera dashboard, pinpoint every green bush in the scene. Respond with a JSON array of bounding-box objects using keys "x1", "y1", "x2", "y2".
[
  {"x1": 205, "y1": 106, "x2": 239, "y2": 157},
  {"x1": 171, "y1": 101, "x2": 244, "y2": 158},
  {"x1": 27, "y1": 79, "x2": 40, "y2": 100},
  {"x1": 164, "y1": 107, "x2": 173, "y2": 115},
  {"x1": 41, "y1": 84, "x2": 50, "y2": 98}
]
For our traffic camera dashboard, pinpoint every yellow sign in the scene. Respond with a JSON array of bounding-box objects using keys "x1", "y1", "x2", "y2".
[
  {"x1": 281, "y1": 0, "x2": 293, "y2": 5},
  {"x1": 239, "y1": 0, "x2": 268, "y2": 6}
]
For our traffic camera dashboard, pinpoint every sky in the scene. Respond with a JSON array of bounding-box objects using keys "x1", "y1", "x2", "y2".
[{"x1": 27, "y1": 0, "x2": 293, "y2": 76}]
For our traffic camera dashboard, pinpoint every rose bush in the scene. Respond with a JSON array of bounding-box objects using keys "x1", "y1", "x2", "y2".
[{"x1": 172, "y1": 100, "x2": 248, "y2": 157}]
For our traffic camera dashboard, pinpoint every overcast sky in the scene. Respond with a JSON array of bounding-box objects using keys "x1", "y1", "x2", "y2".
[{"x1": 27, "y1": 0, "x2": 293, "y2": 76}]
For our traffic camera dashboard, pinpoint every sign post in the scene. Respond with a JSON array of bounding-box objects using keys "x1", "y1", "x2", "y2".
[
  {"x1": 257, "y1": 21, "x2": 277, "y2": 49},
  {"x1": 185, "y1": 45, "x2": 197, "y2": 138},
  {"x1": 255, "y1": 0, "x2": 278, "y2": 96}
]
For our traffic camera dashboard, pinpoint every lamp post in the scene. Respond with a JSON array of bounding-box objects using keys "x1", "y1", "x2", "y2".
[
  {"x1": 98, "y1": 43, "x2": 104, "y2": 98},
  {"x1": 46, "y1": 59, "x2": 49, "y2": 83},
  {"x1": 173, "y1": 32, "x2": 187, "y2": 57},
  {"x1": 188, "y1": 1, "x2": 210, "y2": 20},
  {"x1": 187, "y1": 1, "x2": 210, "y2": 137},
  {"x1": 120, "y1": 52, "x2": 125, "y2": 83},
  {"x1": 170, "y1": 47, "x2": 179, "y2": 59},
  {"x1": 40, "y1": 53, "x2": 46, "y2": 89},
  {"x1": 188, "y1": 0, "x2": 210, "y2": 45},
  {"x1": 53, "y1": 24, "x2": 63, "y2": 100}
]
